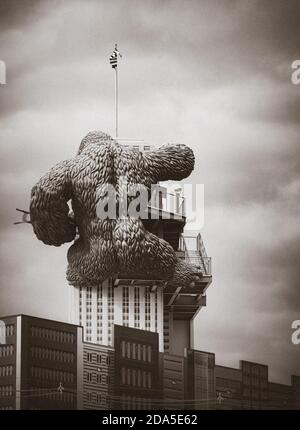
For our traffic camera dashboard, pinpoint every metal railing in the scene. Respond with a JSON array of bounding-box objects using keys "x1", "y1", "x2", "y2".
[
  {"x1": 149, "y1": 189, "x2": 185, "y2": 218},
  {"x1": 116, "y1": 138, "x2": 154, "y2": 152},
  {"x1": 178, "y1": 233, "x2": 212, "y2": 275}
]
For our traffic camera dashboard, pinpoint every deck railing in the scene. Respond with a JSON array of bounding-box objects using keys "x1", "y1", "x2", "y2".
[{"x1": 178, "y1": 233, "x2": 211, "y2": 276}]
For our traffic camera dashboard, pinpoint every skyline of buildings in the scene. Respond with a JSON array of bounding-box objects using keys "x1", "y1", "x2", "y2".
[{"x1": 0, "y1": 313, "x2": 299, "y2": 410}]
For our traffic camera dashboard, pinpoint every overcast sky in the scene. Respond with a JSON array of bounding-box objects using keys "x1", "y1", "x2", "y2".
[{"x1": 0, "y1": 0, "x2": 299, "y2": 384}]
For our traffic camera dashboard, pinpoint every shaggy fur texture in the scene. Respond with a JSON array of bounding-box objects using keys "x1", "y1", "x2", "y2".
[{"x1": 30, "y1": 131, "x2": 201, "y2": 287}]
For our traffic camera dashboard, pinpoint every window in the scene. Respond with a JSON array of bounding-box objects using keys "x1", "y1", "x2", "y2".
[
  {"x1": 147, "y1": 345, "x2": 152, "y2": 362},
  {"x1": 5, "y1": 325, "x2": 14, "y2": 337},
  {"x1": 0, "y1": 366, "x2": 13, "y2": 377},
  {"x1": 121, "y1": 367, "x2": 126, "y2": 385},
  {"x1": 145, "y1": 287, "x2": 151, "y2": 330},
  {"x1": 108, "y1": 285, "x2": 114, "y2": 346},
  {"x1": 0, "y1": 345, "x2": 14, "y2": 357},
  {"x1": 30, "y1": 366, "x2": 74, "y2": 383},
  {"x1": 122, "y1": 287, "x2": 129, "y2": 326},
  {"x1": 121, "y1": 341, "x2": 126, "y2": 358},
  {"x1": 0, "y1": 385, "x2": 13, "y2": 398},
  {"x1": 30, "y1": 326, "x2": 75, "y2": 344},
  {"x1": 134, "y1": 287, "x2": 140, "y2": 328},
  {"x1": 30, "y1": 346, "x2": 74, "y2": 363},
  {"x1": 155, "y1": 291, "x2": 158, "y2": 332}
]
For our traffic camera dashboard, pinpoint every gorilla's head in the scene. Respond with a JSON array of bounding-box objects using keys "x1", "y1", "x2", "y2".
[{"x1": 77, "y1": 130, "x2": 116, "y2": 154}]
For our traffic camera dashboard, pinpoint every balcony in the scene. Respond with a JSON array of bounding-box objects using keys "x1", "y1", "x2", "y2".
[
  {"x1": 164, "y1": 232, "x2": 212, "y2": 320},
  {"x1": 116, "y1": 138, "x2": 154, "y2": 152},
  {"x1": 148, "y1": 188, "x2": 186, "y2": 221},
  {"x1": 177, "y1": 233, "x2": 211, "y2": 276}
]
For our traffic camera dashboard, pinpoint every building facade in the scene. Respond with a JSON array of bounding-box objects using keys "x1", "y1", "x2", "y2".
[
  {"x1": 162, "y1": 353, "x2": 185, "y2": 409},
  {"x1": 215, "y1": 365, "x2": 243, "y2": 409},
  {"x1": 185, "y1": 349, "x2": 216, "y2": 410},
  {"x1": 113, "y1": 324, "x2": 161, "y2": 409},
  {"x1": 82, "y1": 342, "x2": 114, "y2": 410},
  {"x1": 0, "y1": 315, "x2": 83, "y2": 410}
]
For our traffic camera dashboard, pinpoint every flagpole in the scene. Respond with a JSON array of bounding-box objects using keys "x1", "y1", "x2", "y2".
[
  {"x1": 115, "y1": 61, "x2": 118, "y2": 138},
  {"x1": 110, "y1": 43, "x2": 121, "y2": 138}
]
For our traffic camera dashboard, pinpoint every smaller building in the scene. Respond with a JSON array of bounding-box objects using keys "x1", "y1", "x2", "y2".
[
  {"x1": 0, "y1": 315, "x2": 83, "y2": 410},
  {"x1": 163, "y1": 353, "x2": 185, "y2": 410},
  {"x1": 268, "y1": 382, "x2": 291, "y2": 410},
  {"x1": 240, "y1": 360, "x2": 268, "y2": 409},
  {"x1": 291, "y1": 375, "x2": 300, "y2": 410},
  {"x1": 185, "y1": 349, "x2": 216, "y2": 410},
  {"x1": 113, "y1": 324, "x2": 161, "y2": 409},
  {"x1": 215, "y1": 365, "x2": 242, "y2": 410},
  {"x1": 82, "y1": 342, "x2": 114, "y2": 410}
]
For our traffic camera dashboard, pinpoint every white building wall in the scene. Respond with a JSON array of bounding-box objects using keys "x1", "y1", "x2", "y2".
[{"x1": 70, "y1": 282, "x2": 164, "y2": 351}]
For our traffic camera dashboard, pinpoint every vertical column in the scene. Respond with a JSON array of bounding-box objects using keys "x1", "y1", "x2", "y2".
[
  {"x1": 15, "y1": 316, "x2": 22, "y2": 410},
  {"x1": 157, "y1": 287, "x2": 164, "y2": 352},
  {"x1": 190, "y1": 318, "x2": 194, "y2": 350},
  {"x1": 139, "y1": 286, "x2": 145, "y2": 330},
  {"x1": 81, "y1": 287, "x2": 87, "y2": 340},
  {"x1": 73, "y1": 287, "x2": 80, "y2": 325},
  {"x1": 128, "y1": 286, "x2": 134, "y2": 328},
  {"x1": 102, "y1": 280, "x2": 108, "y2": 346},
  {"x1": 114, "y1": 285, "x2": 122, "y2": 326},
  {"x1": 68, "y1": 284, "x2": 74, "y2": 324},
  {"x1": 91, "y1": 287, "x2": 97, "y2": 343},
  {"x1": 150, "y1": 289, "x2": 156, "y2": 332},
  {"x1": 68, "y1": 285, "x2": 80, "y2": 325},
  {"x1": 76, "y1": 326, "x2": 83, "y2": 410}
]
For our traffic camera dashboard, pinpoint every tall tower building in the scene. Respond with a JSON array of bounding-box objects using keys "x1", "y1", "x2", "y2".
[{"x1": 68, "y1": 140, "x2": 212, "y2": 355}]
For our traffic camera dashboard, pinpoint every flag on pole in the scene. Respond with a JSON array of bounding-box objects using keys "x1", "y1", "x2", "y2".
[{"x1": 109, "y1": 44, "x2": 122, "y2": 69}]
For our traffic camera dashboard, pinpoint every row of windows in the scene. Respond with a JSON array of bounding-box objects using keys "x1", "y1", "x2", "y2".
[
  {"x1": 120, "y1": 394, "x2": 152, "y2": 410},
  {"x1": 108, "y1": 286, "x2": 114, "y2": 346},
  {"x1": 242, "y1": 363, "x2": 268, "y2": 377},
  {"x1": 85, "y1": 372, "x2": 111, "y2": 385},
  {"x1": 85, "y1": 391, "x2": 106, "y2": 404},
  {"x1": 97, "y1": 286, "x2": 103, "y2": 340},
  {"x1": 31, "y1": 326, "x2": 75, "y2": 344},
  {"x1": 0, "y1": 366, "x2": 13, "y2": 377},
  {"x1": 0, "y1": 345, "x2": 14, "y2": 357},
  {"x1": 0, "y1": 385, "x2": 13, "y2": 397},
  {"x1": 0, "y1": 406, "x2": 14, "y2": 410},
  {"x1": 121, "y1": 367, "x2": 152, "y2": 389},
  {"x1": 31, "y1": 346, "x2": 75, "y2": 364},
  {"x1": 0, "y1": 324, "x2": 14, "y2": 337},
  {"x1": 30, "y1": 366, "x2": 75, "y2": 383},
  {"x1": 243, "y1": 375, "x2": 268, "y2": 386},
  {"x1": 85, "y1": 352, "x2": 111, "y2": 365},
  {"x1": 121, "y1": 341, "x2": 152, "y2": 362},
  {"x1": 28, "y1": 390, "x2": 76, "y2": 403},
  {"x1": 243, "y1": 388, "x2": 268, "y2": 400}
]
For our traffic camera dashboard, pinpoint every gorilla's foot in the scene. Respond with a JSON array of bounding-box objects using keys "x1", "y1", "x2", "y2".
[{"x1": 169, "y1": 258, "x2": 202, "y2": 289}]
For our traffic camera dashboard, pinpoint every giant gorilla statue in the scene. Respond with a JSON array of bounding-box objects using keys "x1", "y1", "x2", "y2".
[{"x1": 30, "y1": 131, "x2": 201, "y2": 288}]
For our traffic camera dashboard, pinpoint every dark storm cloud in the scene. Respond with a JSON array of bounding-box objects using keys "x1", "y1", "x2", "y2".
[{"x1": 0, "y1": 0, "x2": 299, "y2": 383}]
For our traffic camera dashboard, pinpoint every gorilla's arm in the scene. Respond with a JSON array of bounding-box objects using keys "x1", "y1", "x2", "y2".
[
  {"x1": 143, "y1": 144, "x2": 195, "y2": 182},
  {"x1": 30, "y1": 160, "x2": 76, "y2": 246}
]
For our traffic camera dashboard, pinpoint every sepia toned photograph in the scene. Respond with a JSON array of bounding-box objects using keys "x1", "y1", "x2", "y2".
[{"x1": 0, "y1": 0, "x2": 299, "y2": 418}]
